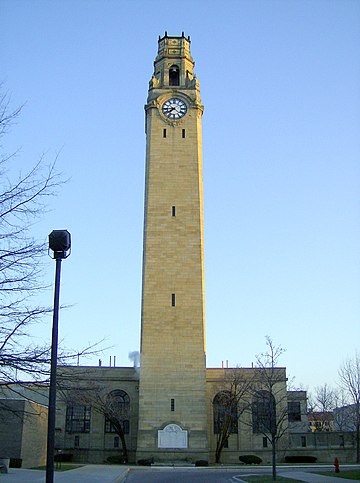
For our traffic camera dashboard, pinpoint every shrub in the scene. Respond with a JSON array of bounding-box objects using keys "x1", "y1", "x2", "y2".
[
  {"x1": 285, "y1": 455, "x2": 317, "y2": 463},
  {"x1": 54, "y1": 453, "x2": 73, "y2": 462},
  {"x1": 137, "y1": 457, "x2": 154, "y2": 466},
  {"x1": 195, "y1": 460, "x2": 208, "y2": 466},
  {"x1": 107, "y1": 455, "x2": 127, "y2": 464},
  {"x1": 9, "y1": 458, "x2": 22, "y2": 468},
  {"x1": 239, "y1": 455, "x2": 263, "y2": 465}
]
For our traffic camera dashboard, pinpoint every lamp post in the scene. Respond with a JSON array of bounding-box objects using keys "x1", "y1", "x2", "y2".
[{"x1": 46, "y1": 230, "x2": 71, "y2": 483}]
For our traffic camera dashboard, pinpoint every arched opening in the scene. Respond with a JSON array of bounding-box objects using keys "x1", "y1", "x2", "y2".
[
  {"x1": 169, "y1": 65, "x2": 180, "y2": 86},
  {"x1": 213, "y1": 390, "x2": 238, "y2": 434},
  {"x1": 104, "y1": 389, "x2": 130, "y2": 434}
]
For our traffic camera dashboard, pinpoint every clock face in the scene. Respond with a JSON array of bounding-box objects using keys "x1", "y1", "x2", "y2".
[{"x1": 162, "y1": 98, "x2": 187, "y2": 119}]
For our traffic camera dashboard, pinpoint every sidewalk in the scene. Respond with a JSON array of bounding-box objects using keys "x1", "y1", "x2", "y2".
[
  {"x1": 0, "y1": 464, "x2": 129, "y2": 483},
  {"x1": 278, "y1": 470, "x2": 356, "y2": 482}
]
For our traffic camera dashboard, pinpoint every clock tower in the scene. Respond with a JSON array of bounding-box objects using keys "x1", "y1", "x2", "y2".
[{"x1": 137, "y1": 33, "x2": 208, "y2": 461}]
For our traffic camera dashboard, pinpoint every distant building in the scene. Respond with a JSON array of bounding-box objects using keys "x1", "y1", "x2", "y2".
[
  {"x1": 308, "y1": 411, "x2": 334, "y2": 432},
  {"x1": 334, "y1": 404, "x2": 358, "y2": 432}
]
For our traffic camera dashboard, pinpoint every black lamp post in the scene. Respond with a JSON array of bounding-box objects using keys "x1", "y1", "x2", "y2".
[{"x1": 46, "y1": 230, "x2": 71, "y2": 483}]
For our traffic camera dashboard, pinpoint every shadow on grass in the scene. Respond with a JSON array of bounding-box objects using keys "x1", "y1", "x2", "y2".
[{"x1": 31, "y1": 464, "x2": 83, "y2": 472}]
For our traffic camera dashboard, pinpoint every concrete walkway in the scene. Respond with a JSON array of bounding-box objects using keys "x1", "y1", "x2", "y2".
[
  {"x1": 278, "y1": 470, "x2": 356, "y2": 482},
  {"x1": 0, "y1": 464, "x2": 129, "y2": 483}
]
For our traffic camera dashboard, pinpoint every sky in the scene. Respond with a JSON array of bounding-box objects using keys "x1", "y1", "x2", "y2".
[{"x1": 2, "y1": 0, "x2": 360, "y2": 393}]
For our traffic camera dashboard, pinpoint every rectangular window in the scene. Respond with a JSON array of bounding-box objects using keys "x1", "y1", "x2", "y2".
[
  {"x1": 172, "y1": 206, "x2": 176, "y2": 217},
  {"x1": 171, "y1": 398, "x2": 175, "y2": 411},
  {"x1": 182, "y1": 129, "x2": 186, "y2": 138},
  {"x1": 114, "y1": 436, "x2": 120, "y2": 448},
  {"x1": 339, "y1": 435, "x2": 344, "y2": 447},
  {"x1": 171, "y1": 293, "x2": 176, "y2": 307},
  {"x1": 163, "y1": 128, "x2": 167, "y2": 138},
  {"x1": 105, "y1": 419, "x2": 129, "y2": 434},
  {"x1": 288, "y1": 401, "x2": 301, "y2": 422},
  {"x1": 74, "y1": 435, "x2": 80, "y2": 448},
  {"x1": 66, "y1": 405, "x2": 91, "y2": 433},
  {"x1": 263, "y1": 437, "x2": 268, "y2": 448},
  {"x1": 301, "y1": 436, "x2": 307, "y2": 447},
  {"x1": 223, "y1": 438, "x2": 228, "y2": 448}
]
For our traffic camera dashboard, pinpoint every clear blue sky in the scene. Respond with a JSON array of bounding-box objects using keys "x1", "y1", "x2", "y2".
[{"x1": 2, "y1": 0, "x2": 360, "y2": 392}]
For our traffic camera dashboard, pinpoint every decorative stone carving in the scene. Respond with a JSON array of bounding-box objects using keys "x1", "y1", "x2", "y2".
[
  {"x1": 149, "y1": 75, "x2": 160, "y2": 89},
  {"x1": 158, "y1": 424, "x2": 188, "y2": 449}
]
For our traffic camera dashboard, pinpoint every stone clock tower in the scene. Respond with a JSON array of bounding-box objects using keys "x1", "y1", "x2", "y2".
[{"x1": 137, "y1": 33, "x2": 208, "y2": 461}]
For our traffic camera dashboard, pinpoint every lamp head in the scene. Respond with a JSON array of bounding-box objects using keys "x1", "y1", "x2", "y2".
[{"x1": 48, "y1": 230, "x2": 71, "y2": 259}]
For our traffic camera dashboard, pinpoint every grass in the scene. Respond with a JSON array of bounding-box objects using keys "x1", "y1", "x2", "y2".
[
  {"x1": 241, "y1": 477, "x2": 302, "y2": 482},
  {"x1": 241, "y1": 470, "x2": 360, "y2": 482},
  {"x1": 317, "y1": 469, "x2": 360, "y2": 480},
  {"x1": 31, "y1": 464, "x2": 83, "y2": 472}
]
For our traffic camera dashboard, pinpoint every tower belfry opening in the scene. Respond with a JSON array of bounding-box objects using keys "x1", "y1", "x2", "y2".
[{"x1": 169, "y1": 65, "x2": 180, "y2": 86}]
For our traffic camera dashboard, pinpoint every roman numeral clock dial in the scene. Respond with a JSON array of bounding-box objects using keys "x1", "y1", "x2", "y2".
[{"x1": 162, "y1": 98, "x2": 187, "y2": 119}]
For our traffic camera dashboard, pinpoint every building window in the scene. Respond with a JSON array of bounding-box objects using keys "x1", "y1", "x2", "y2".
[
  {"x1": 182, "y1": 129, "x2": 186, "y2": 138},
  {"x1": 301, "y1": 436, "x2": 307, "y2": 447},
  {"x1": 263, "y1": 437, "x2": 268, "y2": 448},
  {"x1": 171, "y1": 398, "x2": 175, "y2": 411},
  {"x1": 74, "y1": 435, "x2": 80, "y2": 447},
  {"x1": 288, "y1": 401, "x2": 301, "y2": 422},
  {"x1": 172, "y1": 206, "x2": 176, "y2": 217},
  {"x1": 339, "y1": 435, "x2": 344, "y2": 447},
  {"x1": 114, "y1": 436, "x2": 120, "y2": 448},
  {"x1": 163, "y1": 128, "x2": 166, "y2": 138},
  {"x1": 213, "y1": 391, "x2": 238, "y2": 434},
  {"x1": 66, "y1": 405, "x2": 91, "y2": 433},
  {"x1": 105, "y1": 419, "x2": 130, "y2": 434},
  {"x1": 252, "y1": 391, "x2": 276, "y2": 434},
  {"x1": 169, "y1": 65, "x2": 180, "y2": 86},
  {"x1": 104, "y1": 390, "x2": 130, "y2": 434},
  {"x1": 171, "y1": 293, "x2": 176, "y2": 306}
]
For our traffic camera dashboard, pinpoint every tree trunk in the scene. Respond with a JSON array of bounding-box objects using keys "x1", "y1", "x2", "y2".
[
  {"x1": 272, "y1": 435, "x2": 277, "y2": 481},
  {"x1": 119, "y1": 431, "x2": 128, "y2": 463}
]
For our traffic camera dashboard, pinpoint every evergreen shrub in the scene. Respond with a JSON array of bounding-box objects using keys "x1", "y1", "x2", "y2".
[{"x1": 239, "y1": 455, "x2": 263, "y2": 465}]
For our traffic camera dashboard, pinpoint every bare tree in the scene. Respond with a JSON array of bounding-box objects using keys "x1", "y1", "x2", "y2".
[
  {"x1": 338, "y1": 352, "x2": 360, "y2": 463},
  {"x1": 212, "y1": 369, "x2": 254, "y2": 463},
  {"x1": 249, "y1": 336, "x2": 288, "y2": 481},
  {"x1": 307, "y1": 383, "x2": 336, "y2": 432},
  {"x1": 59, "y1": 381, "x2": 130, "y2": 462},
  {"x1": 0, "y1": 91, "x2": 97, "y2": 391}
]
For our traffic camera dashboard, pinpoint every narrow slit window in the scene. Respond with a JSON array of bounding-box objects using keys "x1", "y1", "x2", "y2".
[
  {"x1": 163, "y1": 128, "x2": 167, "y2": 138},
  {"x1": 182, "y1": 129, "x2": 186, "y2": 138},
  {"x1": 171, "y1": 398, "x2": 175, "y2": 411},
  {"x1": 171, "y1": 293, "x2": 176, "y2": 307},
  {"x1": 172, "y1": 206, "x2": 176, "y2": 217}
]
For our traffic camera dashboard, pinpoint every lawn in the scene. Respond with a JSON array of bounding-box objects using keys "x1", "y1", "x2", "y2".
[
  {"x1": 241, "y1": 471, "x2": 360, "y2": 482},
  {"x1": 317, "y1": 470, "x2": 360, "y2": 480},
  {"x1": 241, "y1": 477, "x2": 302, "y2": 482}
]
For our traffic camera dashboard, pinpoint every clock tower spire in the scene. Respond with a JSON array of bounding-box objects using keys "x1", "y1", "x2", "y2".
[{"x1": 137, "y1": 33, "x2": 208, "y2": 462}]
